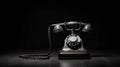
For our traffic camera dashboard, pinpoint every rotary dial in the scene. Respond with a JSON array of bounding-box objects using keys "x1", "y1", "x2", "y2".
[{"x1": 66, "y1": 34, "x2": 81, "y2": 50}]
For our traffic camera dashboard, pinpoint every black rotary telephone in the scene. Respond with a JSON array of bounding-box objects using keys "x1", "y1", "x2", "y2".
[{"x1": 19, "y1": 21, "x2": 91, "y2": 59}]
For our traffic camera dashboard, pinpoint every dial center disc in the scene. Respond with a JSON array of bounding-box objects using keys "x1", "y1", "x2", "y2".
[{"x1": 68, "y1": 36, "x2": 77, "y2": 42}]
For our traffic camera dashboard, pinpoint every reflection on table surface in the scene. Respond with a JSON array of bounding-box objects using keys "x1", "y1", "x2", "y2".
[{"x1": 0, "y1": 50, "x2": 120, "y2": 67}]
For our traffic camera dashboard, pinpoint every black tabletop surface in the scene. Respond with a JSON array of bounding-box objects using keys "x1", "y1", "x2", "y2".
[{"x1": 0, "y1": 50, "x2": 120, "y2": 67}]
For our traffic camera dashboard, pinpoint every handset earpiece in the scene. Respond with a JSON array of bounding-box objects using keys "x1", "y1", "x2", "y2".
[
  {"x1": 51, "y1": 23, "x2": 65, "y2": 33},
  {"x1": 53, "y1": 24, "x2": 63, "y2": 33},
  {"x1": 82, "y1": 24, "x2": 91, "y2": 32}
]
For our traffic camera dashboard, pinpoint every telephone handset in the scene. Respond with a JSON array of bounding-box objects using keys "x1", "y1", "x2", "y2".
[{"x1": 19, "y1": 21, "x2": 91, "y2": 59}]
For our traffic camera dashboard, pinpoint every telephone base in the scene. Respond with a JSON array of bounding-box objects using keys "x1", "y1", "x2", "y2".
[{"x1": 58, "y1": 50, "x2": 91, "y2": 59}]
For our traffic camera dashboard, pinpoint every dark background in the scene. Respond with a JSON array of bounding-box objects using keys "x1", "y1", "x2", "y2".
[
  {"x1": 2, "y1": 2, "x2": 119, "y2": 52},
  {"x1": 1, "y1": 1, "x2": 120, "y2": 67}
]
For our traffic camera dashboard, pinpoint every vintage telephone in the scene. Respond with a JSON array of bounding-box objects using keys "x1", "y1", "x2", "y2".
[
  {"x1": 19, "y1": 21, "x2": 91, "y2": 59},
  {"x1": 51, "y1": 21, "x2": 91, "y2": 59}
]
